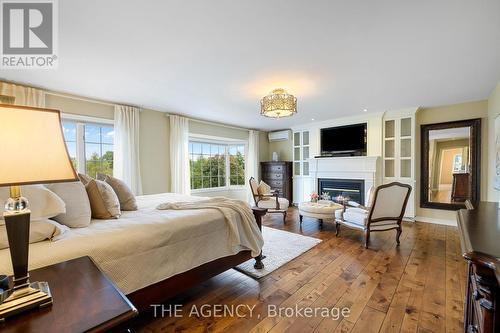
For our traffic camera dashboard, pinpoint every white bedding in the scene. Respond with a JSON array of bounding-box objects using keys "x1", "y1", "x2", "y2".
[{"x1": 0, "y1": 193, "x2": 264, "y2": 294}]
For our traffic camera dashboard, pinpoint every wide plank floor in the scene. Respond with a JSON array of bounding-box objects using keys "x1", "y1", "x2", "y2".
[{"x1": 134, "y1": 208, "x2": 467, "y2": 333}]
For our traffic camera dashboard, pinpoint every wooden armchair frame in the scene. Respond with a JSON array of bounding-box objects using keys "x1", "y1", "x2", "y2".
[{"x1": 336, "y1": 182, "x2": 412, "y2": 248}]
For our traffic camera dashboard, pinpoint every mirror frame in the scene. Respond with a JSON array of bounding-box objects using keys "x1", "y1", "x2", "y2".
[{"x1": 420, "y1": 118, "x2": 481, "y2": 211}]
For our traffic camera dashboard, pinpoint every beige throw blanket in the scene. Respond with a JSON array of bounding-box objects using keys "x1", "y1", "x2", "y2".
[{"x1": 157, "y1": 197, "x2": 264, "y2": 257}]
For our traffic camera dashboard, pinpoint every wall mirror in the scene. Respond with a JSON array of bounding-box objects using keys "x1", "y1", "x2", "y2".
[{"x1": 421, "y1": 119, "x2": 481, "y2": 210}]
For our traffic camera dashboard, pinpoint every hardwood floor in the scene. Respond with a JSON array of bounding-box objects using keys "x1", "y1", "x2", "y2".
[{"x1": 134, "y1": 208, "x2": 467, "y2": 333}]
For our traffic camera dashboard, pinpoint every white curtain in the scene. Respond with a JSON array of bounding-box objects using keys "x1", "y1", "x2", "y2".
[
  {"x1": 170, "y1": 115, "x2": 190, "y2": 194},
  {"x1": 113, "y1": 105, "x2": 143, "y2": 195},
  {"x1": 0, "y1": 82, "x2": 45, "y2": 107},
  {"x1": 245, "y1": 130, "x2": 260, "y2": 203}
]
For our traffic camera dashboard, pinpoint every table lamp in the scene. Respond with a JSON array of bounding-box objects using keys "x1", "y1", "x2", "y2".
[{"x1": 0, "y1": 104, "x2": 78, "y2": 320}]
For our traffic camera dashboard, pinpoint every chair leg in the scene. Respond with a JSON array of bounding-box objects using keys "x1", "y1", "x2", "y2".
[
  {"x1": 335, "y1": 222, "x2": 340, "y2": 237},
  {"x1": 319, "y1": 219, "x2": 323, "y2": 228},
  {"x1": 396, "y1": 227, "x2": 402, "y2": 246},
  {"x1": 299, "y1": 214, "x2": 303, "y2": 224},
  {"x1": 283, "y1": 211, "x2": 287, "y2": 224},
  {"x1": 364, "y1": 230, "x2": 370, "y2": 249}
]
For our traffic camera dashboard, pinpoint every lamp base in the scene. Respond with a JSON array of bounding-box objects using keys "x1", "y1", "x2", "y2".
[{"x1": 0, "y1": 281, "x2": 52, "y2": 321}]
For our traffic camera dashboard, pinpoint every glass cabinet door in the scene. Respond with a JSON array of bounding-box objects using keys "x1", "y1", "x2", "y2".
[
  {"x1": 294, "y1": 132, "x2": 300, "y2": 146},
  {"x1": 293, "y1": 130, "x2": 309, "y2": 176}
]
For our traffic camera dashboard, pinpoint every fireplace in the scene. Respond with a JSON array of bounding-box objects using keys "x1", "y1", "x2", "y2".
[{"x1": 318, "y1": 178, "x2": 365, "y2": 204}]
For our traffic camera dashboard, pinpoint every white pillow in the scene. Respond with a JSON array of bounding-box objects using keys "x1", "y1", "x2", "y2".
[
  {"x1": 46, "y1": 182, "x2": 92, "y2": 228},
  {"x1": 0, "y1": 219, "x2": 69, "y2": 250},
  {"x1": 0, "y1": 185, "x2": 66, "y2": 221}
]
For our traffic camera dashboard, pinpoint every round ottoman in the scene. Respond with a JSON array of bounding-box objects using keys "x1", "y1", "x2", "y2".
[{"x1": 298, "y1": 200, "x2": 343, "y2": 226}]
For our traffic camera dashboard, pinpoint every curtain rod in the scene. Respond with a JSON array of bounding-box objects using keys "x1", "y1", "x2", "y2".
[
  {"x1": 45, "y1": 91, "x2": 122, "y2": 108},
  {"x1": 166, "y1": 114, "x2": 255, "y2": 132}
]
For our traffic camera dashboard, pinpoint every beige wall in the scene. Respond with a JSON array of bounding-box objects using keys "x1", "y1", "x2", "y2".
[
  {"x1": 140, "y1": 109, "x2": 170, "y2": 194},
  {"x1": 259, "y1": 132, "x2": 269, "y2": 172},
  {"x1": 487, "y1": 82, "x2": 500, "y2": 202},
  {"x1": 416, "y1": 100, "x2": 489, "y2": 221},
  {"x1": 46, "y1": 94, "x2": 114, "y2": 119},
  {"x1": 189, "y1": 120, "x2": 249, "y2": 140},
  {"x1": 268, "y1": 139, "x2": 293, "y2": 161}
]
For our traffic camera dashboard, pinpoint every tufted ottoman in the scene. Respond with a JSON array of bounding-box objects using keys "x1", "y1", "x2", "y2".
[{"x1": 298, "y1": 200, "x2": 343, "y2": 226}]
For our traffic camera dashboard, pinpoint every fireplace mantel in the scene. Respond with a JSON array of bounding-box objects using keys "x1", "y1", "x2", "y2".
[{"x1": 308, "y1": 156, "x2": 382, "y2": 205}]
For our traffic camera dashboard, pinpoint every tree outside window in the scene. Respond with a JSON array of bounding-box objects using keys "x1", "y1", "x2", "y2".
[
  {"x1": 189, "y1": 141, "x2": 245, "y2": 190},
  {"x1": 62, "y1": 121, "x2": 114, "y2": 177}
]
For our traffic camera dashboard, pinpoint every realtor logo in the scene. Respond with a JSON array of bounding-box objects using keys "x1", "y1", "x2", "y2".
[{"x1": 1, "y1": 0, "x2": 58, "y2": 68}]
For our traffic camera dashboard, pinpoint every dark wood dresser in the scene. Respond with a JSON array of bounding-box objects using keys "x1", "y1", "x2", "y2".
[
  {"x1": 452, "y1": 173, "x2": 471, "y2": 202},
  {"x1": 457, "y1": 202, "x2": 500, "y2": 333},
  {"x1": 260, "y1": 161, "x2": 292, "y2": 202}
]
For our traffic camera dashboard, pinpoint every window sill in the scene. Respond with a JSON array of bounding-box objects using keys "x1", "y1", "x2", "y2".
[{"x1": 191, "y1": 186, "x2": 246, "y2": 194}]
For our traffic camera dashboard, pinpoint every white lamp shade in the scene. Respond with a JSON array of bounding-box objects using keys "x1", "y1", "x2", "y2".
[{"x1": 0, "y1": 104, "x2": 78, "y2": 186}]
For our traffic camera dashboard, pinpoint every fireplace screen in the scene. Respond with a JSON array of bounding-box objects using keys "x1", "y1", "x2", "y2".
[{"x1": 318, "y1": 179, "x2": 365, "y2": 205}]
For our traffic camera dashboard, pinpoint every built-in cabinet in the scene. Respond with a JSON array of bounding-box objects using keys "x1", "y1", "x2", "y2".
[
  {"x1": 293, "y1": 130, "x2": 313, "y2": 203},
  {"x1": 383, "y1": 110, "x2": 417, "y2": 218}
]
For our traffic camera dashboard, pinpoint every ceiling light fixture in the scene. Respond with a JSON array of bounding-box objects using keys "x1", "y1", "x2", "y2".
[{"x1": 260, "y1": 88, "x2": 297, "y2": 119}]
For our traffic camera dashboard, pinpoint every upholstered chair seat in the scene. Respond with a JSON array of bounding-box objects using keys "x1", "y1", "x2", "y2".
[{"x1": 257, "y1": 197, "x2": 289, "y2": 210}]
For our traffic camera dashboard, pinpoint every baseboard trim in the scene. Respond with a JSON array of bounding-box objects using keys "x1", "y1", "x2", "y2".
[{"x1": 415, "y1": 216, "x2": 457, "y2": 226}]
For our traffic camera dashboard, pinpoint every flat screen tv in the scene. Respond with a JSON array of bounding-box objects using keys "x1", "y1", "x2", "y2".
[{"x1": 320, "y1": 123, "x2": 367, "y2": 156}]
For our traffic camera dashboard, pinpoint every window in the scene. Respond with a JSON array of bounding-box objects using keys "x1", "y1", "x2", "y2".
[
  {"x1": 189, "y1": 141, "x2": 245, "y2": 190},
  {"x1": 62, "y1": 120, "x2": 114, "y2": 178},
  {"x1": 62, "y1": 122, "x2": 77, "y2": 169},
  {"x1": 453, "y1": 154, "x2": 463, "y2": 172},
  {"x1": 229, "y1": 145, "x2": 245, "y2": 186}
]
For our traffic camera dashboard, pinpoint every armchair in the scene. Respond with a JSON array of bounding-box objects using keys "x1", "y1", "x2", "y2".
[
  {"x1": 334, "y1": 182, "x2": 412, "y2": 248},
  {"x1": 249, "y1": 177, "x2": 289, "y2": 223}
]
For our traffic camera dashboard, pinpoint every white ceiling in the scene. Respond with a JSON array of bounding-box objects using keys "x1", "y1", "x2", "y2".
[{"x1": 2, "y1": 0, "x2": 500, "y2": 131}]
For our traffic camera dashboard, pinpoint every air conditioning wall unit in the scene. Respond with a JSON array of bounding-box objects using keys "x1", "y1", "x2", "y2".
[{"x1": 268, "y1": 130, "x2": 291, "y2": 142}]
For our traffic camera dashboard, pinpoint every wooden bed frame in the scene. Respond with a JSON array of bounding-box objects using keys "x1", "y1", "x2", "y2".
[{"x1": 127, "y1": 207, "x2": 267, "y2": 312}]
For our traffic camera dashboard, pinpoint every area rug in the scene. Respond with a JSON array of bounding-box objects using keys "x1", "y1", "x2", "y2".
[{"x1": 235, "y1": 226, "x2": 322, "y2": 279}]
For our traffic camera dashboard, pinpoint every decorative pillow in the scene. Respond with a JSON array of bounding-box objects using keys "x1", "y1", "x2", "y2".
[
  {"x1": 257, "y1": 181, "x2": 271, "y2": 196},
  {"x1": 97, "y1": 174, "x2": 137, "y2": 211},
  {"x1": 0, "y1": 219, "x2": 69, "y2": 250},
  {"x1": 0, "y1": 185, "x2": 65, "y2": 221},
  {"x1": 46, "y1": 182, "x2": 92, "y2": 228},
  {"x1": 85, "y1": 179, "x2": 121, "y2": 219},
  {"x1": 78, "y1": 173, "x2": 93, "y2": 186}
]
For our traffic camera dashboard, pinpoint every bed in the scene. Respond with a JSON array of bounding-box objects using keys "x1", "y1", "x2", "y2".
[{"x1": 0, "y1": 193, "x2": 265, "y2": 311}]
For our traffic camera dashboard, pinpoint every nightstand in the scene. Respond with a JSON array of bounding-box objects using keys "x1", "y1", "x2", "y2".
[{"x1": 0, "y1": 256, "x2": 137, "y2": 333}]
